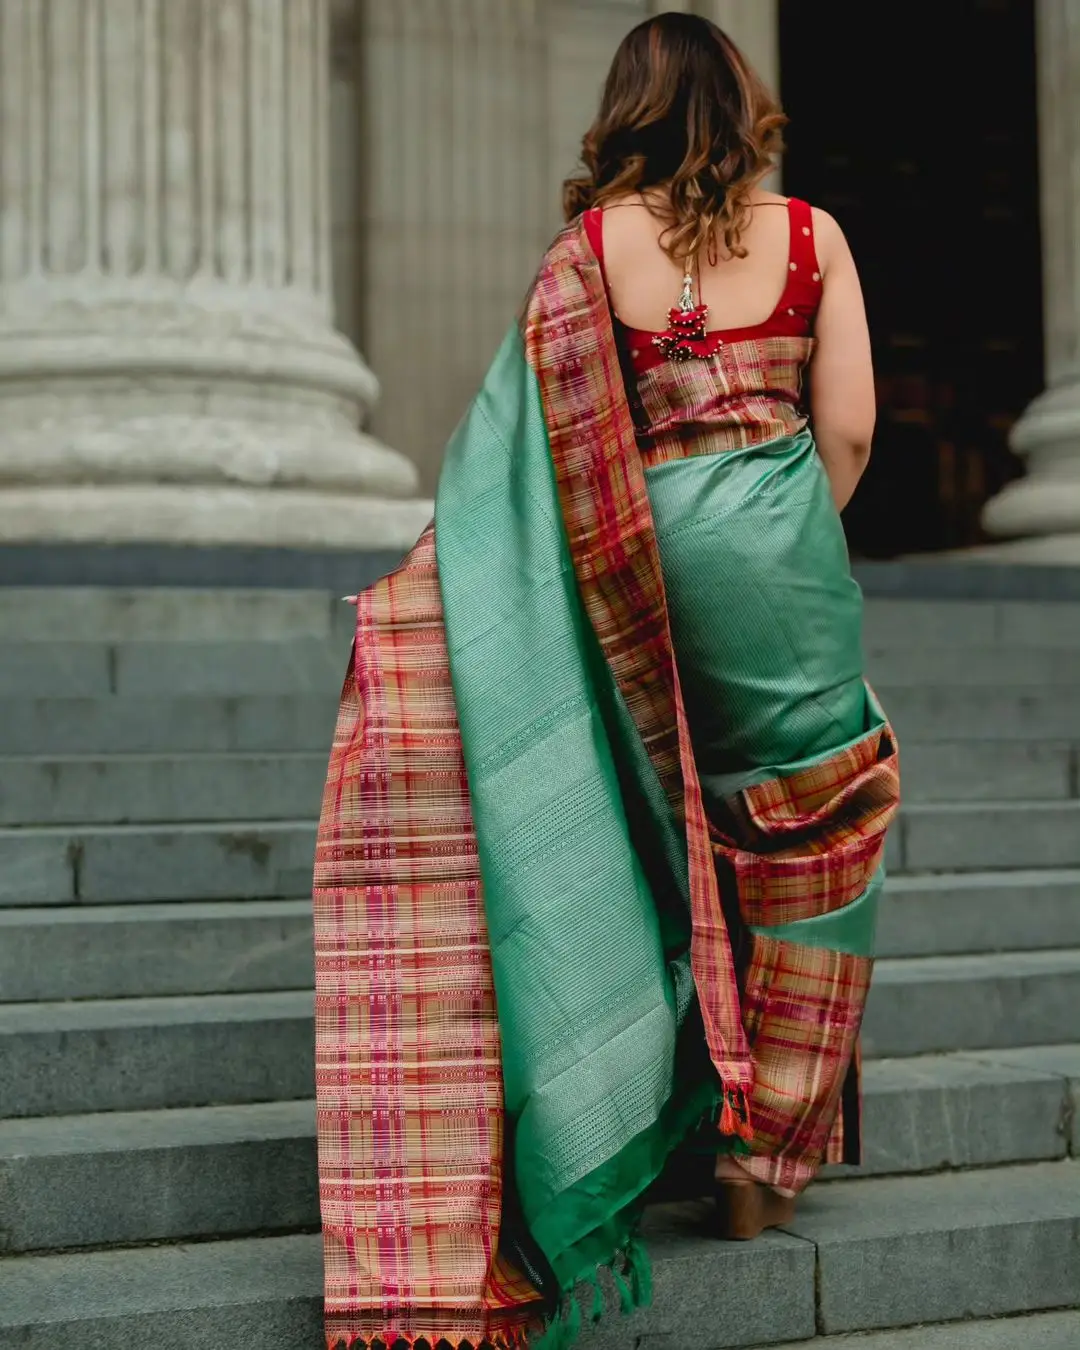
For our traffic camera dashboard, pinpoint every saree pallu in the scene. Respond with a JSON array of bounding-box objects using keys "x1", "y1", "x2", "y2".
[{"x1": 313, "y1": 220, "x2": 900, "y2": 1350}]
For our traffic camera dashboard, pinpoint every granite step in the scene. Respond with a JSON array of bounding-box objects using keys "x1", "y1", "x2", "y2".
[
  {"x1": 0, "y1": 1100, "x2": 318, "y2": 1252},
  {"x1": 0, "y1": 869, "x2": 1075, "y2": 1005},
  {"x1": 866, "y1": 643, "x2": 1080, "y2": 686},
  {"x1": 0, "y1": 753, "x2": 328, "y2": 826},
  {"x1": 3, "y1": 947, "x2": 1077, "y2": 1119},
  {"x1": 0, "y1": 695, "x2": 340, "y2": 757},
  {"x1": 864, "y1": 950, "x2": 1080, "y2": 1057},
  {"x1": 9, "y1": 630, "x2": 1080, "y2": 702},
  {"x1": 6, "y1": 797, "x2": 1080, "y2": 907},
  {"x1": 0, "y1": 687, "x2": 1077, "y2": 764},
  {"x1": 897, "y1": 739, "x2": 1075, "y2": 802},
  {"x1": 877, "y1": 870, "x2": 1080, "y2": 957},
  {"x1": 898, "y1": 800, "x2": 1080, "y2": 871},
  {"x1": 1, "y1": 1049, "x2": 1074, "y2": 1253},
  {"x1": 2, "y1": 1162, "x2": 1078, "y2": 1350},
  {"x1": 0, "y1": 991, "x2": 313, "y2": 1117},
  {"x1": 770, "y1": 1161, "x2": 1080, "y2": 1339},
  {"x1": 2, "y1": 864, "x2": 1069, "y2": 1004},
  {"x1": 0, "y1": 820, "x2": 318, "y2": 906},
  {"x1": 1, "y1": 868, "x2": 1072, "y2": 1007},
  {"x1": 846, "y1": 1046, "x2": 1078, "y2": 1178},
  {"x1": 876, "y1": 686, "x2": 1080, "y2": 742},
  {"x1": 861, "y1": 597, "x2": 1080, "y2": 650},
  {"x1": 0, "y1": 588, "x2": 341, "y2": 643},
  {"x1": 763, "y1": 1311, "x2": 1080, "y2": 1350},
  {"x1": 0, "y1": 639, "x2": 347, "y2": 699},
  {"x1": 0, "y1": 901, "x2": 314, "y2": 1002},
  {"x1": 5, "y1": 590, "x2": 1079, "y2": 650},
  {"x1": 0, "y1": 737, "x2": 1073, "y2": 833}
]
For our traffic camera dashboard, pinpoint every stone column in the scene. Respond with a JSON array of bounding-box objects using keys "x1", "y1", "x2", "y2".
[
  {"x1": 0, "y1": 0, "x2": 429, "y2": 549},
  {"x1": 981, "y1": 0, "x2": 1080, "y2": 559},
  {"x1": 358, "y1": 0, "x2": 550, "y2": 493}
]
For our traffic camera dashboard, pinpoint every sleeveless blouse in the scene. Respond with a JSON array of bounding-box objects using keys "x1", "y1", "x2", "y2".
[{"x1": 583, "y1": 199, "x2": 823, "y2": 467}]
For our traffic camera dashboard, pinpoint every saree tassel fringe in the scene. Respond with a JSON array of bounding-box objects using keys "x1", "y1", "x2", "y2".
[
  {"x1": 719, "y1": 1086, "x2": 754, "y2": 1143},
  {"x1": 534, "y1": 1238, "x2": 655, "y2": 1350},
  {"x1": 325, "y1": 1335, "x2": 531, "y2": 1350}
]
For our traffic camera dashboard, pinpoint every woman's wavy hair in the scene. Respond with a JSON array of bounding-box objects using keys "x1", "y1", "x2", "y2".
[{"x1": 563, "y1": 12, "x2": 786, "y2": 263}]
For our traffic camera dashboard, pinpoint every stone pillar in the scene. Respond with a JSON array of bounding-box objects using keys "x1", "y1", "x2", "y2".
[
  {"x1": 358, "y1": 0, "x2": 550, "y2": 493},
  {"x1": 0, "y1": 0, "x2": 429, "y2": 549},
  {"x1": 981, "y1": 0, "x2": 1080, "y2": 559}
]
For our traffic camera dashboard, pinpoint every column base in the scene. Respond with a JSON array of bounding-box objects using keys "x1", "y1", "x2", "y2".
[
  {"x1": 981, "y1": 475, "x2": 1080, "y2": 543},
  {"x1": 0, "y1": 485, "x2": 433, "y2": 551},
  {"x1": 981, "y1": 382, "x2": 1080, "y2": 545},
  {"x1": 954, "y1": 533, "x2": 1080, "y2": 564}
]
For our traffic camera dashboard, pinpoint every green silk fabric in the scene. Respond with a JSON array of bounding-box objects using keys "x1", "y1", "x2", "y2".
[
  {"x1": 643, "y1": 431, "x2": 868, "y2": 802},
  {"x1": 644, "y1": 432, "x2": 887, "y2": 959},
  {"x1": 436, "y1": 335, "x2": 883, "y2": 1306},
  {"x1": 436, "y1": 326, "x2": 715, "y2": 1296}
]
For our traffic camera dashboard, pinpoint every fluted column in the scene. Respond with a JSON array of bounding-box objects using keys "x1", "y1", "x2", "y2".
[
  {"x1": 981, "y1": 0, "x2": 1080, "y2": 559},
  {"x1": 358, "y1": 0, "x2": 549, "y2": 492},
  {"x1": 0, "y1": 0, "x2": 428, "y2": 549}
]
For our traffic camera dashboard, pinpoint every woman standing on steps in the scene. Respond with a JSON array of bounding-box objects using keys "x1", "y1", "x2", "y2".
[{"x1": 313, "y1": 12, "x2": 899, "y2": 1349}]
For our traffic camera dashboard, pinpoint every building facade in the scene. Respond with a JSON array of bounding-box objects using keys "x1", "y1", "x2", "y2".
[{"x1": 0, "y1": 0, "x2": 1077, "y2": 560}]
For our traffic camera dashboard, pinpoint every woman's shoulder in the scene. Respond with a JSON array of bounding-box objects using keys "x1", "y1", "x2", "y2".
[{"x1": 804, "y1": 205, "x2": 853, "y2": 277}]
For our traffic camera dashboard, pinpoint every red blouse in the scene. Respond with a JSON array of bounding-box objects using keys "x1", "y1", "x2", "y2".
[{"x1": 583, "y1": 198, "x2": 823, "y2": 376}]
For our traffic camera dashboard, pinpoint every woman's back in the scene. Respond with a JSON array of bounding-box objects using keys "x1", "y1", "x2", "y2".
[
  {"x1": 585, "y1": 187, "x2": 874, "y2": 500},
  {"x1": 599, "y1": 190, "x2": 800, "y2": 336},
  {"x1": 584, "y1": 192, "x2": 823, "y2": 460}
]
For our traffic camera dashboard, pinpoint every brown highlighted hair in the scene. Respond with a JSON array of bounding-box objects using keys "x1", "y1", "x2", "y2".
[{"x1": 562, "y1": 12, "x2": 785, "y2": 263}]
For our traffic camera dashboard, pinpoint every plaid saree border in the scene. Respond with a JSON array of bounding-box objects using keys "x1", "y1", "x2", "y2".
[
  {"x1": 722, "y1": 719, "x2": 901, "y2": 928},
  {"x1": 521, "y1": 221, "x2": 755, "y2": 1119},
  {"x1": 314, "y1": 527, "x2": 544, "y2": 1350},
  {"x1": 714, "y1": 716, "x2": 900, "y2": 1189},
  {"x1": 520, "y1": 221, "x2": 901, "y2": 1177}
]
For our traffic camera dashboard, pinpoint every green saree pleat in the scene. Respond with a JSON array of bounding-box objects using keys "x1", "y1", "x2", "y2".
[
  {"x1": 644, "y1": 429, "x2": 888, "y2": 961},
  {"x1": 644, "y1": 430, "x2": 872, "y2": 797}
]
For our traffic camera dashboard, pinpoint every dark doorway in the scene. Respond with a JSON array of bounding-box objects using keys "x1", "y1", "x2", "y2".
[{"x1": 779, "y1": 0, "x2": 1043, "y2": 557}]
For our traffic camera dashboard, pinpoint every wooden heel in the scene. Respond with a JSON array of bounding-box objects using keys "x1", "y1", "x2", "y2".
[{"x1": 714, "y1": 1179, "x2": 796, "y2": 1240}]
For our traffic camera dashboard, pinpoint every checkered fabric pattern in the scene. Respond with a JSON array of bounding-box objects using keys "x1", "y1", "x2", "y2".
[
  {"x1": 314, "y1": 527, "x2": 544, "y2": 1350},
  {"x1": 722, "y1": 717, "x2": 900, "y2": 929},
  {"x1": 636, "y1": 334, "x2": 816, "y2": 467},
  {"x1": 523, "y1": 224, "x2": 756, "y2": 1123},
  {"x1": 709, "y1": 717, "x2": 900, "y2": 1189},
  {"x1": 738, "y1": 932, "x2": 873, "y2": 1191}
]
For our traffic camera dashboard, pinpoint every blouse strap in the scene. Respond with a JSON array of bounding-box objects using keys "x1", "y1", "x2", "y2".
[
  {"x1": 583, "y1": 207, "x2": 606, "y2": 273},
  {"x1": 786, "y1": 197, "x2": 821, "y2": 277}
]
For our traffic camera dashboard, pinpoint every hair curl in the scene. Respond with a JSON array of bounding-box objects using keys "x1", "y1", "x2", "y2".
[{"x1": 562, "y1": 12, "x2": 786, "y2": 264}]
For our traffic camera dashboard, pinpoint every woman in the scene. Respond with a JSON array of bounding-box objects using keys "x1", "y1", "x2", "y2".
[{"x1": 314, "y1": 12, "x2": 899, "y2": 1349}]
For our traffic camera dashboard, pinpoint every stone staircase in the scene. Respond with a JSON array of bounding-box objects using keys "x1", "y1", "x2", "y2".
[{"x1": 1, "y1": 586, "x2": 1078, "y2": 1350}]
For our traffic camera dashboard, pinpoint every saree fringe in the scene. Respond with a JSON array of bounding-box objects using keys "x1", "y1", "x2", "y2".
[
  {"x1": 326, "y1": 1327, "x2": 533, "y2": 1350},
  {"x1": 326, "y1": 1337, "x2": 530, "y2": 1349},
  {"x1": 533, "y1": 1237, "x2": 654, "y2": 1350}
]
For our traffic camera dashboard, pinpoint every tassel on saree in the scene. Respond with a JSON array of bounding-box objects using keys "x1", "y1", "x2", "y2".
[{"x1": 719, "y1": 1085, "x2": 754, "y2": 1143}]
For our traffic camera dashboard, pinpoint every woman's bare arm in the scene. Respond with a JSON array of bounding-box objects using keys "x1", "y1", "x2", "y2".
[{"x1": 808, "y1": 209, "x2": 876, "y2": 511}]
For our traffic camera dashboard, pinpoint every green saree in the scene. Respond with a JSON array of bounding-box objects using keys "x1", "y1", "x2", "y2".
[{"x1": 313, "y1": 217, "x2": 899, "y2": 1350}]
